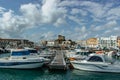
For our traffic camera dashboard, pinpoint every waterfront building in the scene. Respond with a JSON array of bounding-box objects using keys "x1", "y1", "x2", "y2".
[
  {"x1": 55, "y1": 35, "x2": 66, "y2": 44},
  {"x1": 117, "y1": 36, "x2": 120, "y2": 48},
  {"x1": 62, "y1": 40, "x2": 71, "y2": 47},
  {"x1": 98, "y1": 36, "x2": 117, "y2": 49},
  {"x1": 86, "y1": 38, "x2": 98, "y2": 48},
  {"x1": 40, "y1": 40, "x2": 47, "y2": 47},
  {"x1": 47, "y1": 40, "x2": 55, "y2": 47},
  {"x1": 76, "y1": 40, "x2": 87, "y2": 48},
  {"x1": 58, "y1": 35, "x2": 65, "y2": 41},
  {"x1": 0, "y1": 38, "x2": 34, "y2": 48}
]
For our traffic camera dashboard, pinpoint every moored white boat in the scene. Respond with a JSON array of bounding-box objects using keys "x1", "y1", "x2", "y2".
[
  {"x1": 65, "y1": 50, "x2": 90, "y2": 61},
  {"x1": 25, "y1": 48, "x2": 51, "y2": 64},
  {"x1": 71, "y1": 53, "x2": 120, "y2": 73},
  {"x1": 0, "y1": 49, "x2": 44, "y2": 69}
]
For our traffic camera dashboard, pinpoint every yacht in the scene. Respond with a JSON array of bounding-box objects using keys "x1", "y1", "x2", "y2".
[
  {"x1": 71, "y1": 53, "x2": 120, "y2": 73},
  {"x1": 0, "y1": 49, "x2": 44, "y2": 69}
]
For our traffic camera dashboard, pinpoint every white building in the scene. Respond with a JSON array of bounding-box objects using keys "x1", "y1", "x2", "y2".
[
  {"x1": 98, "y1": 36, "x2": 117, "y2": 49},
  {"x1": 47, "y1": 41, "x2": 55, "y2": 46},
  {"x1": 62, "y1": 40, "x2": 71, "y2": 47}
]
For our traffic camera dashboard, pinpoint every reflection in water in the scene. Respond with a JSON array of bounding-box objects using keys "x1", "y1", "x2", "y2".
[
  {"x1": 72, "y1": 69, "x2": 120, "y2": 80},
  {"x1": 0, "y1": 68, "x2": 45, "y2": 80},
  {"x1": 0, "y1": 68, "x2": 120, "y2": 80}
]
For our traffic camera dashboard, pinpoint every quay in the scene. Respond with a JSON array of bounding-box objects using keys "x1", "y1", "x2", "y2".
[{"x1": 49, "y1": 50, "x2": 67, "y2": 70}]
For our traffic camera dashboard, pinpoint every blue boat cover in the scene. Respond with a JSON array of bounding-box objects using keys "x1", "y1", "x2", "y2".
[{"x1": 11, "y1": 50, "x2": 30, "y2": 56}]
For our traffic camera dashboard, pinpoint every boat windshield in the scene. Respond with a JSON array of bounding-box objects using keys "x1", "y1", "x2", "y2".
[
  {"x1": 11, "y1": 50, "x2": 30, "y2": 56},
  {"x1": 87, "y1": 56, "x2": 103, "y2": 62},
  {"x1": 28, "y1": 50, "x2": 37, "y2": 53},
  {"x1": 76, "y1": 52, "x2": 91, "y2": 56}
]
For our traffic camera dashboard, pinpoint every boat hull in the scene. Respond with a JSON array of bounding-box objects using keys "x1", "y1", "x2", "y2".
[
  {"x1": 0, "y1": 63, "x2": 43, "y2": 69},
  {"x1": 0, "y1": 60, "x2": 44, "y2": 69},
  {"x1": 71, "y1": 61, "x2": 120, "y2": 73}
]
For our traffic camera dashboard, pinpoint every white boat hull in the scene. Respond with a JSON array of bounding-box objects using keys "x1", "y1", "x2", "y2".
[
  {"x1": 0, "y1": 49, "x2": 44, "y2": 69},
  {"x1": 0, "y1": 62, "x2": 43, "y2": 69},
  {"x1": 0, "y1": 59, "x2": 44, "y2": 69},
  {"x1": 71, "y1": 61, "x2": 120, "y2": 73}
]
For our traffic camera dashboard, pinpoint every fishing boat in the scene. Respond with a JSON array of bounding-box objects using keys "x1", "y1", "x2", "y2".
[
  {"x1": 0, "y1": 49, "x2": 44, "y2": 69},
  {"x1": 71, "y1": 53, "x2": 120, "y2": 73}
]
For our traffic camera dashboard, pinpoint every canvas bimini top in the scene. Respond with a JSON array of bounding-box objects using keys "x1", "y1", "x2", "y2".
[{"x1": 11, "y1": 49, "x2": 30, "y2": 56}]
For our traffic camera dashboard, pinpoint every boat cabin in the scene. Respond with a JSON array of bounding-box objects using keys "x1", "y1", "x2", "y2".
[
  {"x1": 86, "y1": 54, "x2": 114, "y2": 63},
  {"x1": 10, "y1": 49, "x2": 30, "y2": 59},
  {"x1": 24, "y1": 48, "x2": 39, "y2": 55},
  {"x1": 87, "y1": 55, "x2": 104, "y2": 62}
]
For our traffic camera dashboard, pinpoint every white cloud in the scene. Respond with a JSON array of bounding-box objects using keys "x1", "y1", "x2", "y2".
[
  {"x1": 41, "y1": 0, "x2": 58, "y2": 23},
  {"x1": 113, "y1": 27, "x2": 119, "y2": 31},
  {"x1": 108, "y1": 7, "x2": 120, "y2": 17},
  {"x1": 0, "y1": 7, "x2": 6, "y2": 14},
  {"x1": 59, "y1": 0, "x2": 80, "y2": 7},
  {"x1": 94, "y1": 20, "x2": 117, "y2": 31},
  {"x1": 81, "y1": 26, "x2": 86, "y2": 33},
  {"x1": 23, "y1": 31, "x2": 57, "y2": 41},
  {"x1": 74, "y1": 27, "x2": 80, "y2": 32},
  {"x1": 0, "y1": 0, "x2": 68, "y2": 40},
  {"x1": 70, "y1": 26, "x2": 88, "y2": 40},
  {"x1": 0, "y1": 0, "x2": 120, "y2": 41},
  {"x1": 41, "y1": 0, "x2": 67, "y2": 24},
  {"x1": 105, "y1": 20, "x2": 117, "y2": 28},
  {"x1": 60, "y1": 0, "x2": 113, "y2": 22},
  {"x1": 68, "y1": 16, "x2": 84, "y2": 25},
  {"x1": 107, "y1": 7, "x2": 120, "y2": 20},
  {"x1": 94, "y1": 26, "x2": 102, "y2": 31},
  {"x1": 60, "y1": 0, "x2": 103, "y2": 18},
  {"x1": 40, "y1": 31, "x2": 56, "y2": 40},
  {"x1": 54, "y1": 18, "x2": 66, "y2": 27},
  {"x1": 104, "y1": 30, "x2": 111, "y2": 34},
  {"x1": 75, "y1": 26, "x2": 86, "y2": 32},
  {"x1": 71, "y1": 8, "x2": 88, "y2": 16},
  {"x1": 20, "y1": 3, "x2": 42, "y2": 26},
  {"x1": 0, "y1": 10, "x2": 23, "y2": 38}
]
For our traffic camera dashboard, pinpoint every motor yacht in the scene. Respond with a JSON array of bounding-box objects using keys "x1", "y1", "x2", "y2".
[
  {"x1": 71, "y1": 53, "x2": 120, "y2": 73},
  {"x1": 0, "y1": 49, "x2": 44, "y2": 69}
]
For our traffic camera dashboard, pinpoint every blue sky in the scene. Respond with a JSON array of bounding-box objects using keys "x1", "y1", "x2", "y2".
[{"x1": 0, "y1": 0, "x2": 120, "y2": 42}]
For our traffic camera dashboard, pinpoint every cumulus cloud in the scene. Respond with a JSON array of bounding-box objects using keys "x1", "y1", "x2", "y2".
[
  {"x1": 20, "y1": 3, "x2": 42, "y2": 26},
  {"x1": 41, "y1": 0, "x2": 67, "y2": 24},
  {"x1": 0, "y1": 0, "x2": 67, "y2": 40},
  {"x1": 0, "y1": 0, "x2": 120, "y2": 41},
  {"x1": 0, "y1": 9, "x2": 23, "y2": 38},
  {"x1": 42, "y1": 0, "x2": 59, "y2": 23}
]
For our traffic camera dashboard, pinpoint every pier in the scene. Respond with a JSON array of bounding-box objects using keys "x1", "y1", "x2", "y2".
[{"x1": 49, "y1": 50, "x2": 67, "y2": 70}]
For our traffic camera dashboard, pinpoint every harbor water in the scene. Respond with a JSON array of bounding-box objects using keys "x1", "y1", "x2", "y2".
[
  {"x1": 0, "y1": 52, "x2": 120, "y2": 80},
  {"x1": 0, "y1": 68, "x2": 120, "y2": 80}
]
